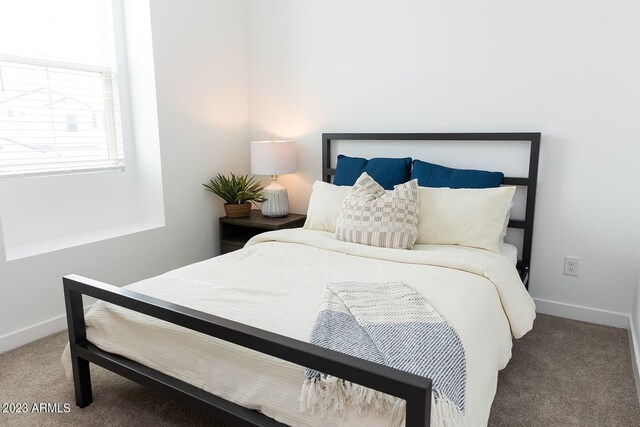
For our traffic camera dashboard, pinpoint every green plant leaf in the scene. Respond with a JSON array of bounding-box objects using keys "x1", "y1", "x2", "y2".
[{"x1": 203, "y1": 173, "x2": 266, "y2": 204}]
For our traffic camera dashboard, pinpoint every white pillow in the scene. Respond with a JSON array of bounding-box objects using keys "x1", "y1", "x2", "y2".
[
  {"x1": 335, "y1": 173, "x2": 419, "y2": 249},
  {"x1": 416, "y1": 186, "x2": 516, "y2": 253},
  {"x1": 303, "y1": 181, "x2": 351, "y2": 233},
  {"x1": 497, "y1": 202, "x2": 514, "y2": 252}
]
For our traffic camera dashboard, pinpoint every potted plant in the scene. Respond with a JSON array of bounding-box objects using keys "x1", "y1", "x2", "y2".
[{"x1": 203, "y1": 173, "x2": 266, "y2": 218}]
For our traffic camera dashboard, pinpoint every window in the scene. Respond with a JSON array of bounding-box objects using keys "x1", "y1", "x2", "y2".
[{"x1": 0, "y1": 0, "x2": 124, "y2": 178}]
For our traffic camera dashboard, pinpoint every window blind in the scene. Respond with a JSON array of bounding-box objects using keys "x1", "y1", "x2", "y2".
[{"x1": 0, "y1": 0, "x2": 124, "y2": 178}]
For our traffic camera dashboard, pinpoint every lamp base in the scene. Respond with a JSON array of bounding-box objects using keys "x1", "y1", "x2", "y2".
[{"x1": 262, "y1": 181, "x2": 289, "y2": 217}]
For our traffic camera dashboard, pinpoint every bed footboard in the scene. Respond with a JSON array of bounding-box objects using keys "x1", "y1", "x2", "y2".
[{"x1": 63, "y1": 274, "x2": 432, "y2": 427}]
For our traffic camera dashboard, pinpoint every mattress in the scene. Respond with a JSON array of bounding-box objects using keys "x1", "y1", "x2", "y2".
[
  {"x1": 62, "y1": 229, "x2": 535, "y2": 426},
  {"x1": 499, "y1": 243, "x2": 518, "y2": 266}
]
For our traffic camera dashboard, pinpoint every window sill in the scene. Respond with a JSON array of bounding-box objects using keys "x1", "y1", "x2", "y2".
[
  {"x1": 0, "y1": 165, "x2": 125, "y2": 181},
  {"x1": 4, "y1": 221, "x2": 164, "y2": 261}
]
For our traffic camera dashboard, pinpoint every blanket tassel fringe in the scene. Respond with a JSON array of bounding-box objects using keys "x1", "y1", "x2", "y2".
[{"x1": 300, "y1": 377, "x2": 466, "y2": 427}]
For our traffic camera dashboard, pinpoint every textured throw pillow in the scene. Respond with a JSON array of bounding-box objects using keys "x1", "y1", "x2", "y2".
[
  {"x1": 333, "y1": 155, "x2": 412, "y2": 190},
  {"x1": 303, "y1": 181, "x2": 352, "y2": 233},
  {"x1": 415, "y1": 186, "x2": 516, "y2": 253},
  {"x1": 335, "y1": 173, "x2": 419, "y2": 249}
]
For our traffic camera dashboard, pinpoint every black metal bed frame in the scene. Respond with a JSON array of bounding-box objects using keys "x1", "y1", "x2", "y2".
[
  {"x1": 64, "y1": 132, "x2": 540, "y2": 427},
  {"x1": 63, "y1": 276, "x2": 431, "y2": 426},
  {"x1": 322, "y1": 132, "x2": 541, "y2": 287}
]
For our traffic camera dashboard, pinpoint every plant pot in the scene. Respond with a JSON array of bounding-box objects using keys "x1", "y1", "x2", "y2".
[{"x1": 224, "y1": 202, "x2": 251, "y2": 218}]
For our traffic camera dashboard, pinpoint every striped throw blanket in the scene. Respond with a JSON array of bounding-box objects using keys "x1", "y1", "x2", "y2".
[{"x1": 300, "y1": 281, "x2": 466, "y2": 427}]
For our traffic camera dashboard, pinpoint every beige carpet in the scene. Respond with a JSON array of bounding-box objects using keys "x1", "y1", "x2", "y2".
[{"x1": 0, "y1": 314, "x2": 638, "y2": 426}]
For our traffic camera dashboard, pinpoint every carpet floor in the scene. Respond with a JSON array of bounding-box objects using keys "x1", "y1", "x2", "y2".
[{"x1": 0, "y1": 314, "x2": 638, "y2": 426}]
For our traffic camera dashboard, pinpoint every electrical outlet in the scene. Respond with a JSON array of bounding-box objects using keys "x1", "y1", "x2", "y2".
[{"x1": 564, "y1": 256, "x2": 579, "y2": 277}]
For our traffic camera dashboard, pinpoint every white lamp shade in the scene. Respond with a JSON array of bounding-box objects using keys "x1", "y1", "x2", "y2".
[{"x1": 250, "y1": 140, "x2": 296, "y2": 176}]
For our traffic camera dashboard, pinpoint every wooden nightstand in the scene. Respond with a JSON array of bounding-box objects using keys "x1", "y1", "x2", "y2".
[{"x1": 219, "y1": 210, "x2": 307, "y2": 254}]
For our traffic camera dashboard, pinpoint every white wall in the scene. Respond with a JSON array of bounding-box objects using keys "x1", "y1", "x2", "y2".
[
  {"x1": 3, "y1": 0, "x2": 640, "y2": 352},
  {"x1": 0, "y1": 0, "x2": 250, "y2": 351},
  {"x1": 247, "y1": 0, "x2": 640, "y2": 319}
]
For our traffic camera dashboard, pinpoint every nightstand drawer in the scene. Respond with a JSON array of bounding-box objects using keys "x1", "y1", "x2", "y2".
[{"x1": 218, "y1": 210, "x2": 306, "y2": 256}]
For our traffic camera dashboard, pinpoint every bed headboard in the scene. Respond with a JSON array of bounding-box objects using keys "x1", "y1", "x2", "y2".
[{"x1": 321, "y1": 132, "x2": 541, "y2": 288}]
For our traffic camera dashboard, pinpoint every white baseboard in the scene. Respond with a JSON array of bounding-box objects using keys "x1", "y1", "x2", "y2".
[
  {"x1": 0, "y1": 304, "x2": 94, "y2": 354},
  {"x1": 629, "y1": 318, "x2": 640, "y2": 404},
  {"x1": 533, "y1": 298, "x2": 630, "y2": 329}
]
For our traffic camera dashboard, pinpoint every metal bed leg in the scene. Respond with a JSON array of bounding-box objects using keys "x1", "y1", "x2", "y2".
[
  {"x1": 63, "y1": 280, "x2": 93, "y2": 407},
  {"x1": 405, "y1": 384, "x2": 432, "y2": 427},
  {"x1": 71, "y1": 355, "x2": 93, "y2": 407}
]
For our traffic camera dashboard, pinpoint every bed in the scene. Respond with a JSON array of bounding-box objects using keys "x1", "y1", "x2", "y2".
[{"x1": 62, "y1": 132, "x2": 541, "y2": 427}]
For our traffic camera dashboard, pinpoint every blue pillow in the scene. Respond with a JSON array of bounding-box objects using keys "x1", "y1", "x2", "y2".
[
  {"x1": 411, "y1": 159, "x2": 504, "y2": 188},
  {"x1": 333, "y1": 155, "x2": 412, "y2": 190}
]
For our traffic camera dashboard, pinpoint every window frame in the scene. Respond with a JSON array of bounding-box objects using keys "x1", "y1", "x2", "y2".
[{"x1": 0, "y1": 0, "x2": 128, "y2": 180}]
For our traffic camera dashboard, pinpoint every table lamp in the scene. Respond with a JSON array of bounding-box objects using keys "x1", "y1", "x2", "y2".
[{"x1": 250, "y1": 140, "x2": 296, "y2": 217}]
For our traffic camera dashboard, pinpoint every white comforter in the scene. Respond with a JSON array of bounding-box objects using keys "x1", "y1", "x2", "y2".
[{"x1": 62, "y1": 229, "x2": 536, "y2": 426}]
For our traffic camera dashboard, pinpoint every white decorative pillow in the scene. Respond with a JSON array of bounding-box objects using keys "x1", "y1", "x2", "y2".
[
  {"x1": 415, "y1": 186, "x2": 516, "y2": 253},
  {"x1": 303, "y1": 181, "x2": 351, "y2": 233},
  {"x1": 335, "y1": 173, "x2": 419, "y2": 249}
]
